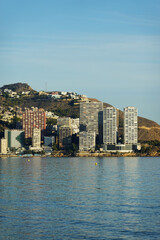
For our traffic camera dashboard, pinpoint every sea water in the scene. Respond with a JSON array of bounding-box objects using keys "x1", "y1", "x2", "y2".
[{"x1": 0, "y1": 157, "x2": 160, "y2": 239}]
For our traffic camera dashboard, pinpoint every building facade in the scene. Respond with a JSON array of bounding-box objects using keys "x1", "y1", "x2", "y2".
[
  {"x1": 4, "y1": 129, "x2": 25, "y2": 150},
  {"x1": 0, "y1": 138, "x2": 7, "y2": 154},
  {"x1": 44, "y1": 136, "x2": 55, "y2": 147},
  {"x1": 103, "y1": 107, "x2": 117, "y2": 145},
  {"x1": 22, "y1": 108, "x2": 46, "y2": 139},
  {"x1": 32, "y1": 128, "x2": 41, "y2": 148},
  {"x1": 80, "y1": 102, "x2": 103, "y2": 136},
  {"x1": 79, "y1": 131, "x2": 96, "y2": 151},
  {"x1": 124, "y1": 107, "x2": 138, "y2": 144},
  {"x1": 71, "y1": 118, "x2": 79, "y2": 134},
  {"x1": 59, "y1": 125, "x2": 72, "y2": 149}
]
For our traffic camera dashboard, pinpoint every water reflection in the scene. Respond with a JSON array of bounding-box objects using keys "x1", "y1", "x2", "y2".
[{"x1": 0, "y1": 157, "x2": 160, "y2": 240}]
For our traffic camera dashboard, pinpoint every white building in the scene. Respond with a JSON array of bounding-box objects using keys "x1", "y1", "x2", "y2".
[
  {"x1": 0, "y1": 138, "x2": 7, "y2": 154},
  {"x1": 124, "y1": 107, "x2": 138, "y2": 144},
  {"x1": 103, "y1": 107, "x2": 117, "y2": 144},
  {"x1": 71, "y1": 118, "x2": 79, "y2": 134},
  {"x1": 79, "y1": 131, "x2": 96, "y2": 151},
  {"x1": 32, "y1": 128, "x2": 41, "y2": 148},
  {"x1": 4, "y1": 129, "x2": 25, "y2": 150}
]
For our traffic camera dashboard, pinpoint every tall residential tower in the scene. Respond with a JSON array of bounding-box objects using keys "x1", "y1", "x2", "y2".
[
  {"x1": 80, "y1": 102, "x2": 103, "y2": 135},
  {"x1": 79, "y1": 102, "x2": 103, "y2": 151},
  {"x1": 103, "y1": 107, "x2": 117, "y2": 145},
  {"x1": 124, "y1": 107, "x2": 138, "y2": 144}
]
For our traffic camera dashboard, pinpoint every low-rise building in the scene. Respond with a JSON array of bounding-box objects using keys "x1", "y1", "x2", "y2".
[
  {"x1": 44, "y1": 136, "x2": 55, "y2": 147},
  {"x1": 0, "y1": 138, "x2": 7, "y2": 154},
  {"x1": 5, "y1": 129, "x2": 25, "y2": 150},
  {"x1": 103, "y1": 143, "x2": 141, "y2": 152}
]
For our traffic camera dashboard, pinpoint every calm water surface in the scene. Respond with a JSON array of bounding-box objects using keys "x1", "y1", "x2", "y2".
[{"x1": 0, "y1": 157, "x2": 160, "y2": 240}]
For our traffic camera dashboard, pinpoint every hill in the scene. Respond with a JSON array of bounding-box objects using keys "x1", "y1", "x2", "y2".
[
  {"x1": 0, "y1": 83, "x2": 160, "y2": 142},
  {"x1": 0, "y1": 82, "x2": 35, "y2": 93}
]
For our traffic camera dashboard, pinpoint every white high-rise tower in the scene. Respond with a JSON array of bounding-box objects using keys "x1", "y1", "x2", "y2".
[
  {"x1": 124, "y1": 107, "x2": 138, "y2": 144},
  {"x1": 103, "y1": 107, "x2": 117, "y2": 144}
]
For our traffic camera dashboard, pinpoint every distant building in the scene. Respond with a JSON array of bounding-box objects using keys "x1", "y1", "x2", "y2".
[
  {"x1": 71, "y1": 118, "x2": 79, "y2": 134},
  {"x1": 0, "y1": 138, "x2": 7, "y2": 154},
  {"x1": 79, "y1": 131, "x2": 96, "y2": 151},
  {"x1": 32, "y1": 128, "x2": 41, "y2": 148},
  {"x1": 22, "y1": 108, "x2": 46, "y2": 139},
  {"x1": 4, "y1": 129, "x2": 25, "y2": 150},
  {"x1": 44, "y1": 136, "x2": 55, "y2": 147},
  {"x1": 59, "y1": 126, "x2": 72, "y2": 149},
  {"x1": 57, "y1": 117, "x2": 79, "y2": 135},
  {"x1": 80, "y1": 95, "x2": 88, "y2": 102},
  {"x1": 57, "y1": 117, "x2": 71, "y2": 128},
  {"x1": 80, "y1": 102, "x2": 103, "y2": 136},
  {"x1": 124, "y1": 107, "x2": 138, "y2": 144},
  {"x1": 103, "y1": 107, "x2": 117, "y2": 145},
  {"x1": 103, "y1": 143, "x2": 140, "y2": 152}
]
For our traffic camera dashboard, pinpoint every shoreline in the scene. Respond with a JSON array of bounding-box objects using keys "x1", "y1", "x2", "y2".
[{"x1": 0, "y1": 152, "x2": 160, "y2": 158}]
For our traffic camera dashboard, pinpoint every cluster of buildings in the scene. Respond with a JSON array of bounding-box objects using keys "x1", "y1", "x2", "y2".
[
  {"x1": 46, "y1": 91, "x2": 88, "y2": 101},
  {"x1": 0, "y1": 87, "x2": 88, "y2": 102},
  {"x1": 79, "y1": 102, "x2": 140, "y2": 152},
  {"x1": 1, "y1": 88, "x2": 19, "y2": 98},
  {"x1": 0, "y1": 102, "x2": 140, "y2": 155}
]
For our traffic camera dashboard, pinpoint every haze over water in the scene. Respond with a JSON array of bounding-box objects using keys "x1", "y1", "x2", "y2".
[{"x1": 0, "y1": 157, "x2": 160, "y2": 239}]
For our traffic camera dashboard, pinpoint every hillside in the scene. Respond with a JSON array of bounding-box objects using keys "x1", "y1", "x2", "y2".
[
  {"x1": 0, "y1": 83, "x2": 160, "y2": 142},
  {"x1": 0, "y1": 82, "x2": 35, "y2": 93}
]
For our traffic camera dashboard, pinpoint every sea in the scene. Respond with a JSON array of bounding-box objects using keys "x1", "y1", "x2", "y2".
[{"x1": 0, "y1": 157, "x2": 160, "y2": 240}]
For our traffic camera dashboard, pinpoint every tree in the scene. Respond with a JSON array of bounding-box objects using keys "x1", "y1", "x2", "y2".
[
  {"x1": 52, "y1": 143, "x2": 58, "y2": 151},
  {"x1": 46, "y1": 118, "x2": 57, "y2": 126}
]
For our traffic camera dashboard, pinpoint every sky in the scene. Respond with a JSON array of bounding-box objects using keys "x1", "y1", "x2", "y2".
[{"x1": 0, "y1": 0, "x2": 160, "y2": 124}]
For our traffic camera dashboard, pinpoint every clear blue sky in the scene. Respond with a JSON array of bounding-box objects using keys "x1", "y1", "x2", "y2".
[{"x1": 0, "y1": 0, "x2": 160, "y2": 123}]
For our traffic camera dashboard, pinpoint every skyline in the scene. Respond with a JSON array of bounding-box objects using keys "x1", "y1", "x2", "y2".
[{"x1": 0, "y1": 0, "x2": 160, "y2": 124}]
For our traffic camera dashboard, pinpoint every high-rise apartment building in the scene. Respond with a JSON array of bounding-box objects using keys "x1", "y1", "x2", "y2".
[
  {"x1": 80, "y1": 102, "x2": 103, "y2": 136},
  {"x1": 22, "y1": 108, "x2": 46, "y2": 139},
  {"x1": 103, "y1": 107, "x2": 117, "y2": 144},
  {"x1": 59, "y1": 125, "x2": 72, "y2": 149},
  {"x1": 124, "y1": 107, "x2": 138, "y2": 144},
  {"x1": 79, "y1": 131, "x2": 96, "y2": 151}
]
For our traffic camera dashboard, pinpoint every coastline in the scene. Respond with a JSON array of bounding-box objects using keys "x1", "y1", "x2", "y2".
[{"x1": 0, "y1": 152, "x2": 160, "y2": 158}]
